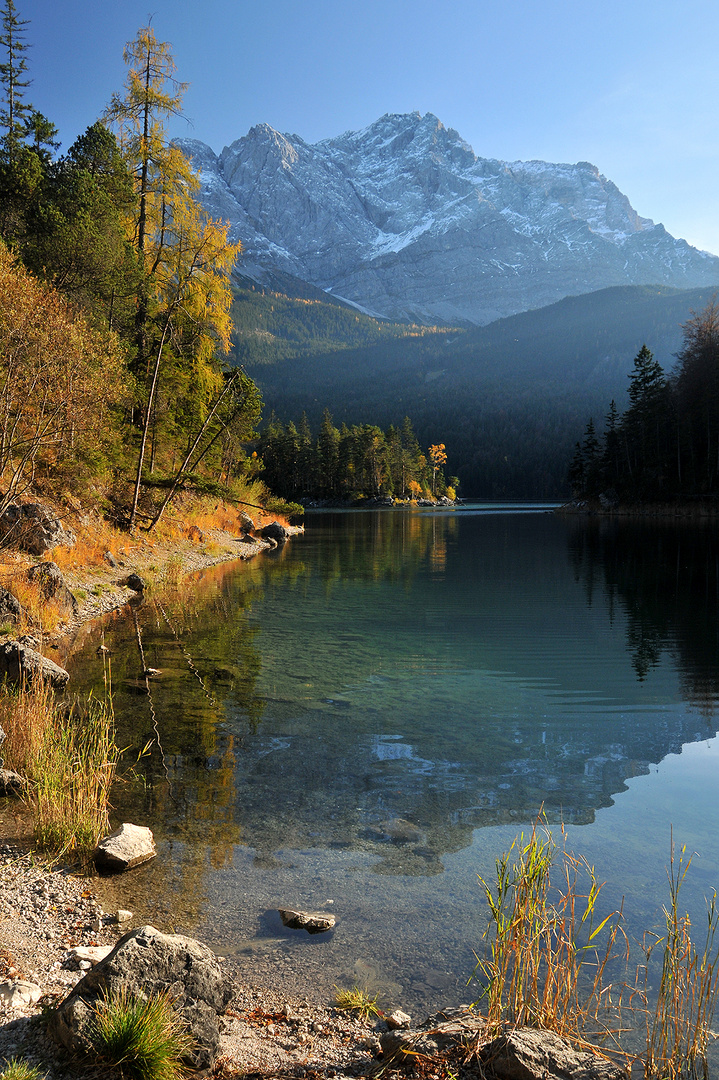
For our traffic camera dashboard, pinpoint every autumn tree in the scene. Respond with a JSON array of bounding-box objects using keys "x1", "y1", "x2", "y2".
[
  {"x1": 0, "y1": 242, "x2": 128, "y2": 510},
  {"x1": 104, "y1": 26, "x2": 248, "y2": 526}
]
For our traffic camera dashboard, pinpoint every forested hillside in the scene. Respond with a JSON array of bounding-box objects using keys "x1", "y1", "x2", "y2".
[
  {"x1": 230, "y1": 276, "x2": 453, "y2": 366},
  {"x1": 242, "y1": 284, "x2": 719, "y2": 498},
  {"x1": 0, "y1": 9, "x2": 268, "y2": 525}
]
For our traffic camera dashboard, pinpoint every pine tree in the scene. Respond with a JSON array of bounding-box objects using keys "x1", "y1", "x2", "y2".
[{"x1": 0, "y1": 0, "x2": 31, "y2": 163}]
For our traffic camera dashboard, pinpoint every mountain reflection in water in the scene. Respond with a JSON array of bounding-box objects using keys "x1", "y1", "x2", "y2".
[{"x1": 65, "y1": 508, "x2": 719, "y2": 1012}]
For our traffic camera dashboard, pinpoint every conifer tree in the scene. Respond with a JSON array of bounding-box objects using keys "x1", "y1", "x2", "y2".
[{"x1": 0, "y1": 0, "x2": 31, "y2": 163}]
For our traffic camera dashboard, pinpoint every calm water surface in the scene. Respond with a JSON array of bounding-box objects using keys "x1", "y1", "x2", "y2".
[{"x1": 66, "y1": 506, "x2": 719, "y2": 1018}]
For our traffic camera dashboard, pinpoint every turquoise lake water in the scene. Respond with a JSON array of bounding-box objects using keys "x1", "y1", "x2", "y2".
[{"x1": 67, "y1": 505, "x2": 719, "y2": 1028}]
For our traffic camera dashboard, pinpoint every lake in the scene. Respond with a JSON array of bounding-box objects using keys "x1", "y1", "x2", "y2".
[{"x1": 66, "y1": 505, "x2": 719, "y2": 1026}]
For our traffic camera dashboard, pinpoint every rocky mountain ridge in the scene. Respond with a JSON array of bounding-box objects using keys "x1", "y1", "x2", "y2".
[{"x1": 178, "y1": 111, "x2": 719, "y2": 326}]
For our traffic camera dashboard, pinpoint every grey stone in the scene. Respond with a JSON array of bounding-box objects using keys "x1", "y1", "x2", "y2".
[
  {"x1": 0, "y1": 502, "x2": 76, "y2": 555},
  {"x1": 0, "y1": 586, "x2": 24, "y2": 625},
  {"x1": 0, "y1": 768, "x2": 26, "y2": 797},
  {"x1": 94, "y1": 822, "x2": 157, "y2": 872},
  {"x1": 103, "y1": 550, "x2": 118, "y2": 567},
  {"x1": 278, "y1": 908, "x2": 336, "y2": 934},
  {"x1": 26, "y1": 561, "x2": 78, "y2": 616},
  {"x1": 479, "y1": 1028, "x2": 627, "y2": 1080},
  {"x1": 386, "y1": 1009, "x2": 412, "y2": 1030},
  {"x1": 261, "y1": 521, "x2": 289, "y2": 543},
  {"x1": 239, "y1": 511, "x2": 255, "y2": 533},
  {"x1": 49, "y1": 924, "x2": 233, "y2": 1072},
  {"x1": 0, "y1": 640, "x2": 69, "y2": 689},
  {"x1": 0, "y1": 979, "x2": 42, "y2": 1009}
]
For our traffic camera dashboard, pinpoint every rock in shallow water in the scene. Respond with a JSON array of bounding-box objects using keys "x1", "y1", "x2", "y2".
[
  {"x1": 278, "y1": 908, "x2": 336, "y2": 934},
  {"x1": 93, "y1": 822, "x2": 156, "y2": 872}
]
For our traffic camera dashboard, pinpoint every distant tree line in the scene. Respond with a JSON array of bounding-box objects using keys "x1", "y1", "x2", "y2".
[
  {"x1": 257, "y1": 412, "x2": 457, "y2": 503},
  {"x1": 569, "y1": 301, "x2": 719, "y2": 502}
]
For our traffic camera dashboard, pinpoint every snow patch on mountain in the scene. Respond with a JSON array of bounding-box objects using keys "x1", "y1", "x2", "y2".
[{"x1": 176, "y1": 113, "x2": 719, "y2": 326}]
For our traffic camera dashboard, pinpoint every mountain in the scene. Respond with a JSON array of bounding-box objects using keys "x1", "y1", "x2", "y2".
[
  {"x1": 243, "y1": 283, "x2": 719, "y2": 499},
  {"x1": 178, "y1": 112, "x2": 719, "y2": 327}
]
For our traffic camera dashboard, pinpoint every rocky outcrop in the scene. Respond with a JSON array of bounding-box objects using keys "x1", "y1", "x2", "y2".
[
  {"x1": 178, "y1": 112, "x2": 719, "y2": 327},
  {"x1": 0, "y1": 640, "x2": 69, "y2": 688},
  {"x1": 93, "y1": 822, "x2": 157, "y2": 872},
  {"x1": 0, "y1": 586, "x2": 24, "y2": 626},
  {"x1": 26, "y1": 561, "x2": 78, "y2": 616},
  {"x1": 0, "y1": 501, "x2": 76, "y2": 555},
  {"x1": 49, "y1": 924, "x2": 233, "y2": 1072},
  {"x1": 0, "y1": 767, "x2": 26, "y2": 796}
]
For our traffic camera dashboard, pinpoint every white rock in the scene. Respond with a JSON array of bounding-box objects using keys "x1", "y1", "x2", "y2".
[
  {"x1": 0, "y1": 979, "x2": 42, "y2": 1008},
  {"x1": 93, "y1": 822, "x2": 157, "y2": 872}
]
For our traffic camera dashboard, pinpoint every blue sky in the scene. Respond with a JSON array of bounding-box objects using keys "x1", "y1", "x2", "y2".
[{"x1": 23, "y1": 0, "x2": 719, "y2": 253}]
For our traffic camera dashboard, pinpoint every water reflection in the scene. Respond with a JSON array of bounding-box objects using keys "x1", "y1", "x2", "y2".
[
  {"x1": 63, "y1": 510, "x2": 719, "y2": 1008},
  {"x1": 566, "y1": 517, "x2": 719, "y2": 701}
]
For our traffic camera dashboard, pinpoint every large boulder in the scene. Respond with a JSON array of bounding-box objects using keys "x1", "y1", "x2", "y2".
[
  {"x1": 381, "y1": 1019, "x2": 626, "y2": 1080},
  {"x1": 49, "y1": 925, "x2": 233, "y2": 1072},
  {"x1": 0, "y1": 640, "x2": 69, "y2": 688},
  {"x1": 94, "y1": 822, "x2": 157, "y2": 872},
  {"x1": 479, "y1": 1028, "x2": 627, "y2": 1080},
  {"x1": 260, "y1": 520, "x2": 289, "y2": 543},
  {"x1": 0, "y1": 502, "x2": 76, "y2": 555},
  {"x1": 26, "y1": 561, "x2": 78, "y2": 616}
]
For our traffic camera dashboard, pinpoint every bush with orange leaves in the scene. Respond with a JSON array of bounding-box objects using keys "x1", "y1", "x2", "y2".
[{"x1": 0, "y1": 242, "x2": 129, "y2": 513}]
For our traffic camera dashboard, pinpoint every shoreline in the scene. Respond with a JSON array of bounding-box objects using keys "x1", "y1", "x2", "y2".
[{"x1": 1, "y1": 519, "x2": 394, "y2": 1080}]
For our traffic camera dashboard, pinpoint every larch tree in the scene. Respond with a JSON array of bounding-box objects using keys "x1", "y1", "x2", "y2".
[{"x1": 104, "y1": 26, "x2": 245, "y2": 527}]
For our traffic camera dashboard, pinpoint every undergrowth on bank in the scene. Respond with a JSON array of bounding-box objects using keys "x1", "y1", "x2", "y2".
[
  {"x1": 89, "y1": 987, "x2": 194, "y2": 1080},
  {"x1": 0, "y1": 678, "x2": 118, "y2": 861}
]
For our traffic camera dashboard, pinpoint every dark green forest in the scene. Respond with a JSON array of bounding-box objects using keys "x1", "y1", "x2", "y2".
[
  {"x1": 258, "y1": 412, "x2": 455, "y2": 503},
  {"x1": 569, "y1": 301, "x2": 719, "y2": 503},
  {"x1": 238, "y1": 283, "x2": 719, "y2": 499}
]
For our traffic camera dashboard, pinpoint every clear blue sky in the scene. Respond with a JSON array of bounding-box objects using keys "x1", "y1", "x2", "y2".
[{"x1": 22, "y1": 0, "x2": 719, "y2": 254}]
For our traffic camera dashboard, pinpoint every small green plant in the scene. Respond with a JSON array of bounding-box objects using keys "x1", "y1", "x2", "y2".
[
  {"x1": 471, "y1": 815, "x2": 626, "y2": 1043},
  {"x1": 0, "y1": 1059, "x2": 45, "y2": 1080},
  {"x1": 643, "y1": 837, "x2": 719, "y2": 1079},
  {"x1": 334, "y1": 985, "x2": 381, "y2": 1020},
  {"x1": 90, "y1": 986, "x2": 194, "y2": 1080}
]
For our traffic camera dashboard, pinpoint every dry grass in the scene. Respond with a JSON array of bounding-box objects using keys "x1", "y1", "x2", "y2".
[{"x1": 0, "y1": 678, "x2": 119, "y2": 861}]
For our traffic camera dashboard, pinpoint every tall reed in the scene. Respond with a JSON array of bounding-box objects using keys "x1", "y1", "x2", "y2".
[
  {"x1": 643, "y1": 839, "x2": 719, "y2": 1079},
  {"x1": 0, "y1": 680, "x2": 118, "y2": 861},
  {"x1": 473, "y1": 817, "x2": 626, "y2": 1046}
]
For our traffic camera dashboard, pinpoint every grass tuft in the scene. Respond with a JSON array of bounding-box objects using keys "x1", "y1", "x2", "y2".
[
  {"x1": 0, "y1": 680, "x2": 118, "y2": 861},
  {"x1": 90, "y1": 986, "x2": 194, "y2": 1080},
  {"x1": 0, "y1": 1060, "x2": 45, "y2": 1080},
  {"x1": 334, "y1": 985, "x2": 382, "y2": 1020}
]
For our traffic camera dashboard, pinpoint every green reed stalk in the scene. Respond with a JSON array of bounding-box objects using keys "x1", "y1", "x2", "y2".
[
  {"x1": 644, "y1": 839, "x2": 719, "y2": 1079},
  {"x1": 474, "y1": 817, "x2": 626, "y2": 1046}
]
